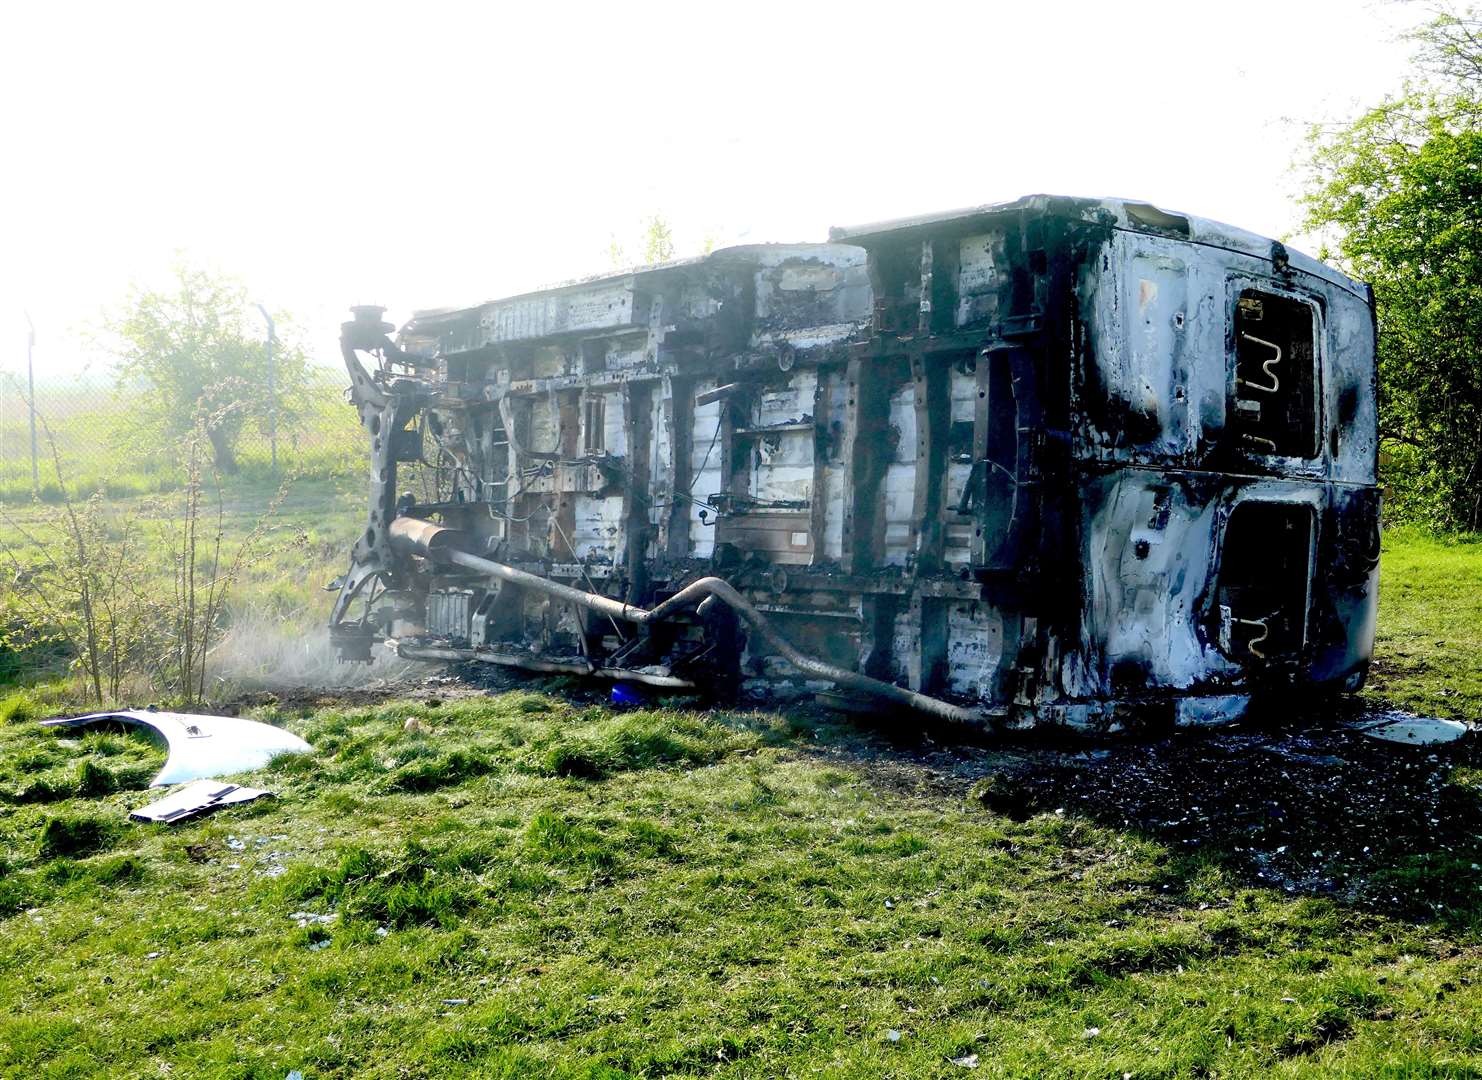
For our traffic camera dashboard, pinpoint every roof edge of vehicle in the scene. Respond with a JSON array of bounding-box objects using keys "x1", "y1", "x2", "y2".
[{"x1": 404, "y1": 194, "x2": 1367, "y2": 334}]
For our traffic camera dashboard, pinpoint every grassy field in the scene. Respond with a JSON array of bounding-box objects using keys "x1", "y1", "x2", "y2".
[
  {"x1": 0, "y1": 373, "x2": 362, "y2": 504},
  {"x1": 0, "y1": 528, "x2": 1478, "y2": 1077},
  {"x1": 1366, "y1": 527, "x2": 1482, "y2": 720},
  {"x1": 0, "y1": 473, "x2": 368, "y2": 696}
]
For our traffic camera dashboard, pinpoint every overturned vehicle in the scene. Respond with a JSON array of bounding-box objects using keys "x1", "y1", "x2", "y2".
[{"x1": 329, "y1": 195, "x2": 1380, "y2": 733}]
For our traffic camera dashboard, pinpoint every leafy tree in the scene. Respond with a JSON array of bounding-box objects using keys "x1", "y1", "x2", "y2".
[
  {"x1": 103, "y1": 263, "x2": 311, "y2": 474},
  {"x1": 642, "y1": 213, "x2": 675, "y2": 264},
  {"x1": 606, "y1": 213, "x2": 678, "y2": 269},
  {"x1": 1301, "y1": 4, "x2": 1482, "y2": 528}
]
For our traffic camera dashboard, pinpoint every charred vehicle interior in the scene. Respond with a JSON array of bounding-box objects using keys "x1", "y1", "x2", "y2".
[{"x1": 329, "y1": 195, "x2": 1380, "y2": 733}]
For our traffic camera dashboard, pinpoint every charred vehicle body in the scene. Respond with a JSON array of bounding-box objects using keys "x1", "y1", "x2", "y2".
[{"x1": 329, "y1": 195, "x2": 1380, "y2": 732}]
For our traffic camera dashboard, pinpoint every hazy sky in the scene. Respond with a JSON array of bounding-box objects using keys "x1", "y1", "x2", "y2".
[{"x1": 0, "y1": 0, "x2": 1426, "y2": 378}]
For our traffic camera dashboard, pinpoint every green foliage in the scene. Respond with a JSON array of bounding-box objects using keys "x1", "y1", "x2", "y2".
[
  {"x1": 641, "y1": 213, "x2": 674, "y2": 264},
  {"x1": 606, "y1": 213, "x2": 678, "y2": 268},
  {"x1": 100, "y1": 263, "x2": 317, "y2": 474},
  {"x1": 0, "y1": 421, "x2": 306, "y2": 705},
  {"x1": 1301, "y1": 5, "x2": 1482, "y2": 528}
]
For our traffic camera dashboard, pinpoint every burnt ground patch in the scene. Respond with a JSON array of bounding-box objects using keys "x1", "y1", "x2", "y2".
[
  {"x1": 994, "y1": 717, "x2": 1482, "y2": 924},
  {"x1": 785, "y1": 702, "x2": 1482, "y2": 928}
]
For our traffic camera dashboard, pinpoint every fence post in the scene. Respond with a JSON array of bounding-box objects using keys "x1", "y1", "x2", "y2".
[
  {"x1": 255, "y1": 303, "x2": 277, "y2": 475},
  {"x1": 24, "y1": 312, "x2": 38, "y2": 496}
]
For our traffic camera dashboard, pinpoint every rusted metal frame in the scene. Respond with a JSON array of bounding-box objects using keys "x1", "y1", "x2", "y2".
[
  {"x1": 910, "y1": 355, "x2": 951, "y2": 573},
  {"x1": 918, "y1": 595, "x2": 951, "y2": 696},
  {"x1": 662, "y1": 376, "x2": 694, "y2": 565},
  {"x1": 330, "y1": 322, "x2": 430, "y2": 642},
  {"x1": 837, "y1": 358, "x2": 866, "y2": 574},
  {"x1": 733, "y1": 568, "x2": 981, "y2": 600},
  {"x1": 847, "y1": 326, "x2": 1004, "y2": 364},
  {"x1": 911, "y1": 344, "x2": 953, "y2": 693},
  {"x1": 507, "y1": 366, "x2": 675, "y2": 394},
  {"x1": 929, "y1": 237, "x2": 961, "y2": 336},
  {"x1": 624, "y1": 381, "x2": 653, "y2": 605},
  {"x1": 808, "y1": 364, "x2": 832, "y2": 566},
  {"x1": 719, "y1": 380, "x2": 743, "y2": 508},
  {"x1": 838, "y1": 350, "x2": 906, "y2": 685},
  {"x1": 917, "y1": 239, "x2": 934, "y2": 336},
  {"x1": 553, "y1": 391, "x2": 581, "y2": 560},
  {"x1": 859, "y1": 592, "x2": 899, "y2": 682}
]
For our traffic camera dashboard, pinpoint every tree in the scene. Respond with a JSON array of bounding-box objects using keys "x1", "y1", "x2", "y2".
[
  {"x1": 642, "y1": 213, "x2": 675, "y2": 264},
  {"x1": 1300, "y1": 4, "x2": 1482, "y2": 529},
  {"x1": 103, "y1": 263, "x2": 311, "y2": 474},
  {"x1": 606, "y1": 213, "x2": 678, "y2": 269}
]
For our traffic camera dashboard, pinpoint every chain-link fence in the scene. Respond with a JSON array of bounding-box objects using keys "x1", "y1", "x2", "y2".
[{"x1": 0, "y1": 365, "x2": 364, "y2": 502}]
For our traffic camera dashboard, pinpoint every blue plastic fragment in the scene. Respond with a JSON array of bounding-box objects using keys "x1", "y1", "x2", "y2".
[{"x1": 610, "y1": 683, "x2": 645, "y2": 706}]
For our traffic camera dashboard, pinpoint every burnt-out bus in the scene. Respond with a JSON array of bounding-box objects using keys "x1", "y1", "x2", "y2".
[{"x1": 329, "y1": 195, "x2": 1380, "y2": 733}]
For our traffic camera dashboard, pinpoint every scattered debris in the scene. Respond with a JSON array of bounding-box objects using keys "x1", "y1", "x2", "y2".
[
  {"x1": 308, "y1": 939, "x2": 331, "y2": 952},
  {"x1": 129, "y1": 780, "x2": 273, "y2": 824},
  {"x1": 289, "y1": 912, "x2": 337, "y2": 928},
  {"x1": 961, "y1": 706, "x2": 1481, "y2": 911},
  {"x1": 41, "y1": 709, "x2": 312, "y2": 785},
  {"x1": 1083, "y1": 1027, "x2": 1101, "y2": 1040},
  {"x1": 885, "y1": 1029, "x2": 902, "y2": 1043},
  {"x1": 950, "y1": 1053, "x2": 980, "y2": 1068}
]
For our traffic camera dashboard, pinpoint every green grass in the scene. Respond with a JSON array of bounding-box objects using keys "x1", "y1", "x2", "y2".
[
  {"x1": 1366, "y1": 526, "x2": 1482, "y2": 720},
  {"x1": 0, "y1": 375, "x2": 362, "y2": 504},
  {"x1": 0, "y1": 512, "x2": 1480, "y2": 1074},
  {"x1": 3, "y1": 687, "x2": 1482, "y2": 1078},
  {"x1": 0, "y1": 473, "x2": 365, "y2": 694}
]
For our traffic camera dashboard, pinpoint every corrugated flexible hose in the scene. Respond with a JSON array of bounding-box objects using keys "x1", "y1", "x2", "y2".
[{"x1": 389, "y1": 517, "x2": 993, "y2": 728}]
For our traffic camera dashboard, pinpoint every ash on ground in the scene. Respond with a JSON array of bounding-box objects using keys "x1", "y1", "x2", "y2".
[{"x1": 851, "y1": 706, "x2": 1482, "y2": 924}]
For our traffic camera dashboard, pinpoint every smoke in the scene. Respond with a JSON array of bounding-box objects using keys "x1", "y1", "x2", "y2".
[{"x1": 205, "y1": 607, "x2": 426, "y2": 693}]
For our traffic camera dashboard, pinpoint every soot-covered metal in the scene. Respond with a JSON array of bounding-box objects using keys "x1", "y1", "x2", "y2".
[{"x1": 329, "y1": 195, "x2": 1380, "y2": 733}]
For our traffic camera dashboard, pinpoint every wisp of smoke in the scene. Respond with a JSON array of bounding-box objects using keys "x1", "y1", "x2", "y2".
[{"x1": 206, "y1": 607, "x2": 426, "y2": 692}]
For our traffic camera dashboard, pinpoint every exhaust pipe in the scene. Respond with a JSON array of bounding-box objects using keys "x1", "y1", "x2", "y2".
[{"x1": 389, "y1": 517, "x2": 996, "y2": 728}]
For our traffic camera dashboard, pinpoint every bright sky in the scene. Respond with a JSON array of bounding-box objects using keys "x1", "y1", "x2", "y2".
[{"x1": 0, "y1": 0, "x2": 1425, "y2": 379}]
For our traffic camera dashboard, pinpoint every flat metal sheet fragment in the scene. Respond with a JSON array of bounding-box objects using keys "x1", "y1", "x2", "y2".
[
  {"x1": 1347, "y1": 712, "x2": 1469, "y2": 746},
  {"x1": 41, "y1": 709, "x2": 312, "y2": 785},
  {"x1": 130, "y1": 779, "x2": 272, "y2": 824}
]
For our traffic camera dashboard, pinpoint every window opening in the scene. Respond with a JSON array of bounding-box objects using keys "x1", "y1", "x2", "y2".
[
  {"x1": 1214, "y1": 501, "x2": 1314, "y2": 663},
  {"x1": 1232, "y1": 290, "x2": 1318, "y2": 458}
]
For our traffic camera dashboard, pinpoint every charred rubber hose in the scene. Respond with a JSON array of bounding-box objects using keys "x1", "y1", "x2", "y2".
[{"x1": 389, "y1": 517, "x2": 992, "y2": 728}]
